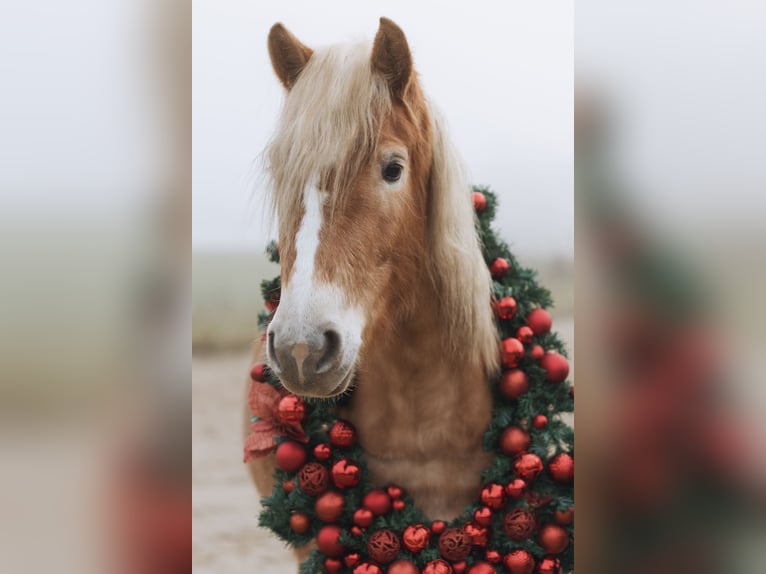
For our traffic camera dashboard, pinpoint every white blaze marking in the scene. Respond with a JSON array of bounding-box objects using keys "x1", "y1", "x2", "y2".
[{"x1": 291, "y1": 184, "x2": 326, "y2": 307}]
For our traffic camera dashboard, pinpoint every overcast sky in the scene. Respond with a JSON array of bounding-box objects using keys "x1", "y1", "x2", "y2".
[{"x1": 193, "y1": 1, "x2": 573, "y2": 258}]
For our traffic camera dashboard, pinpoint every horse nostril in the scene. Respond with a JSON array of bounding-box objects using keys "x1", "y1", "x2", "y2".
[
  {"x1": 316, "y1": 329, "x2": 341, "y2": 373},
  {"x1": 267, "y1": 330, "x2": 281, "y2": 371}
]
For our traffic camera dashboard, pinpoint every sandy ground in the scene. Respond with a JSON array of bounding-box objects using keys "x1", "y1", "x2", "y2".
[{"x1": 192, "y1": 319, "x2": 573, "y2": 574}]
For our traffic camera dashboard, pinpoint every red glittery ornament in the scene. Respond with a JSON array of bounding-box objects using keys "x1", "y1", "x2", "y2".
[
  {"x1": 500, "y1": 426, "x2": 531, "y2": 456},
  {"x1": 485, "y1": 549, "x2": 501, "y2": 564},
  {"x1": 438, "y1": 528, "x2": 471, "y2": 561},
  {"x1": 473, "y1": 506, "x2": 492, "y2": 527},
  {"x1": 526, "y1": 308, "x2": 552, "y2": 335},
  {"x1": 516, "y1": 325, "x2": 534, "y2": 344},
  {"x1": 423, "y1": 559, "x2": 453, "y2": 574},
  {"x1": 540, "y1": 352, "x2": 569, "y2": 383},
  {"x1": 532, "y1": 415, "x2": 548, "y2": 429},
  {"x1": 275, "y1": 441, "x2": 306, "y2": 472},
  {"x1": 536, "y1": 556, "x2": 561, "y2": 574},
  {"x1": 353, "y1": 508, "x2": 374, "y2": 528},
  {"x1": 315, "y1": 491, "x2": 345, "y2": 523},
  {"x1": 463, "y1": 521, "x2": 489, "y2": 546},
  {"x1": 480, "y1": 483, "x2": 506, "y2": 510},
  {"x1": 277, "y1": 394, "x2": 305, "y2": 423},
  {"x1": 353, "y1": 563, "x2": 382, "y2": 574},
  {"x1": 430, "y1": 520, "x2": 446, "y2": 534},
  {"x1": 503, "y1": 549, "x2": 535, "y2": 574},
  {"x1": 313, "y1": 443, "x2": 331, "y2": 461},
  {"x1": 316, "y1": 525, "x2": 344, "y2": 557},
  {"x1": 282, "y1": 479, "x2": 294, "y2": 493},
  {"x1": 514, "y1": 452, "x2": 544, "y2": 482},
  {"x1": 402, "y1": 523, "x2": 430, "y2": 553},
  {"x1": 490, "y1": 257, "x2": 510, "y2": 278},
  {"x1": 467, "y1": 562, "x2": 495, "y2": 574},
  {"x1": 328, "y1": 419, "x2": 356, "y2": 447},
  {"x1": 502, "y1": 508, "x2": 536, "y2": 540},
  {"x1": 393, "y1": 499, "x2": 405, "y2": 511},
  {"x1": 250, "y1": 362, "x2": 268, "y2": 382},
  {"x1": 548, "y1": 453, "x2": 574, "y2": 482},
  {"x1": 529, "y1": 344, "x2": 545, "y2": 362},
  {"x1": 297, "y1": 462, "x2": 329, "y2": 496},
  {"x1": 331, "y1": 458, "x2": 361, "y2": 489},
  {"x1": 388, "y1": 560, "x2": 419, "y2": 574},
  {"x1": 367, "y1": 529, "x2": 400, "y2": 564},
  {"x1": 538, "y1": 524, "x2": 569, "y2": 554},
  {"x1": 494, "y1": 296, "x2": 518, "y2": 320},
  {"x1": 498, "y1": 368, "x2": 529, "y2": 400},
  {"x1": 501, "y1": 337, "x2": 525, "y2": 368},
  {"x1": 324, "y1": 558, "x2": 342, "y2": 574},
  {"x1": 344, "y1": 553, "x2": 360, "y2": 567},
  {"x1": 472, "y1": 191, "x2": 487, "y2": 212},
  {"x1": 554, "y1": 507, "x2": 574, "y2": 525},
  {"x1": 505, "y1": 478, "x2": 526, "y2": 498},
  {"x1": 289, "y1": 512, "x2": 310, "y2": 534},
  {"x1": 362, "y1": 489, "x2": 391, "y2": 515},
  {"x1": 387, "y1": 485, "x2": 403, "y2": 500}
]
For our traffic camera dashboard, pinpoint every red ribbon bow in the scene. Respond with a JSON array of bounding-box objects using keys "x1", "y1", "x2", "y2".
[{"x1": 243, "y1": 382, "x2": 308, "y2": 462}]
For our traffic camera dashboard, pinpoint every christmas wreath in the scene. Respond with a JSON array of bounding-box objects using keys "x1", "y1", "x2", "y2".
[{"x1": 245, "y1": 187, "x2": 574, "y2": 574}]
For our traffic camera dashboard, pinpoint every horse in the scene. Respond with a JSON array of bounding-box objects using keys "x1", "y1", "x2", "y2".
[{"x1": 245, "y1": 16, "x2": 499, "y2": 557}]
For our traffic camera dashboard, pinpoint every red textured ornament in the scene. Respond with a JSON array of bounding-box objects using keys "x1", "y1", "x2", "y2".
[
  {"x1": 500, "y1": 426, "x2": 531, "y2": 456},
  {"x1": 532, "y1": 415, "x2": 548, "y2": 429},
  {"x1": 554, "y1": 507, "x2": 574, "y2": 525},
  {"x1": 388, "y1": 560, "x2": 419, "y2": 574},
  {"x1": 344, "y1": 553, "x2": 360, "y2": 567},
  {"x1": 277, "y1": 394, "x2": 305, "y2": 423},
  {"x1": 431, "y1": 520, "x2": 446, "y2": 534},
  {"x1": 463, "y1": 521, "x2": 489, "y2": 546},
  {"x1": 538, "y1": 524, "x2": 569, "y2": 554},
  {"x1": 536, "y1": 556, "x2": 561, "y2": 574},
  {"x1": 313, "y1": 443, "x2": 331, "y2": 461},
  {"x1": 275, "y1": 441, "x2": 306, "y2": 472},
  {"x1": 297, "y1": 462, "x2": 329, "y2": 496},
  {"x1": 501, "y1": 337, "x2": 525, "y2": 368},
  {"x1": 289, "y1": 512, "x2": 310, "y2": 534},
  {"x1": 353, "y1": 563, "x2": 382, "y2": 574},
  {"x1": 480, "y1": 483, "x2": 506, "y2": 510},
  {"x1": 324, "y1": 558, "x2": 342, "y2": 574},
  {"x1": 472, "y1": 191, "x2": 487, "y2": 212},
  {"x1": 503, "y1": 549, "x2": 535, "y2": 574},
  {"x1": 331, "y1": 458, "x2": 361, "y2": 489},
  {"x1": 282, "y1": 479, "x2": 294, "y2": 493},
  {"x1": 438, "y1": 528, "x2": 471, "y2": 561},
  {"x1": 526, "y1": 308, "x2": 552, "y2": 335},
  {"x1": 328, "y1": 419, "x2": 357, "y2": 447},
  {"x1": 490, "y1": 257, "x2": 510, "y2": 278},
  {"x1": 529, "y1": 344, "x2": 545, "y2": 362},
  {"x1": 250, "y1": 362, "x2": 268, "y2": 382},
  {"x1": 514, "y1": 452, "x2": 544, "y2": 482},
  {"x1": 387, "y1": 485, "x2": 403, "y2": 500},
  {"x1": 353, "y1": 508, "x2": 374, "y2": 528},
  {"x1": 402, "y1": 523, "x2": 430, "y2": 553},
  {"x1": 473, "y1": 506, "x2": 493, "y2": 527},
  {"x1": 362, "y1": 489, "x2": 391, "y2": 516},
  {"x1": 548, "y1": 453, "x2": 574, "y2": 482},
  {"x1": 315, "y1": 491, "x2": 345, "y2": 523},
  {"x1": 393, "y1": 499, "x2": 405, "y2": 511},
  {"x1": 485, "y1": 549, "x2": 502, "y2": 564},
  {"x1": 316, "y1": 525, "x2": 344, "y2": 557},
  {"x1": 502, "y1": 508, "x2": 536, "y2": 540},
  {"x1": 494, "y1": 296, "x2": 518, "y2": 320},
  {"x1": 505, "y1": 478, "x2": 526, "y2": 498},
  {"x1": 498, "y1": 368, "x2": 529, "y2": 400},
  {"x1": 516, "y1": 325, "x2": 534, "y2": 345},
  {"x1": 423, "y1": 559, "x2": 453, "y2": 574},
  {"x1": 467, "y1": 562, "x2": 495, "y2": 574},
  {"x1": 540, "y1": 352, "x2": 569, "y2": 383},
  {"x1": 367, "y1": 529, "x2": 401, "y2": 564}
]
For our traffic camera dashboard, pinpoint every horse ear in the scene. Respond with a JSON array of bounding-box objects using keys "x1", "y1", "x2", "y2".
[
  {"x1": 371, "y1": 17, "x2": 413, "y2": 99},
  {"x1": 268, "y1": 23, "x2": 313, "y2": 90}
]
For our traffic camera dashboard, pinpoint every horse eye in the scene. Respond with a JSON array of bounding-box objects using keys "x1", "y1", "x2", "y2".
[{"x1": 382, "y1": 162, "x2": 403, "y2": 183}]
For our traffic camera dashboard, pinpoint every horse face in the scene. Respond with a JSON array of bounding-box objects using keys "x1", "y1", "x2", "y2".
[{"x1": 265, "y1": 19, "x2": 430, "y2": 397}]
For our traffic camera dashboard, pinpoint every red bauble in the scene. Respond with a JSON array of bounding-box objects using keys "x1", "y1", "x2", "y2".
[
  {"x1": 538, "y1": 524, "x2": 569, "y2": 554},
  {"x1": 282, "y1": 479, "x2": 294, "y2": 493},
  {"x1": 463, "y1": 521, "x2": 489, "y2": 546},
  {"x1": 316, "y1": 525, "x2": 344, "y2": 557},
  {"x1": 498, "y1": 368, "x2": 529, "y2": 400},
  {"x1": 402, "y1": 523, "x2": 430, "y2": 553},
  {"x1": 277, "y1": 394, "x2": 305, "y2": 423},
  {"x1": 297, "y1": 462, "x2": 329, "y2": 496},
  {"x1": 313, "y1": 443, "x2": 331, "y2": 461},
  {"x1": 250, "y1": 362, "x2": 268, "y2": 382},
  {"x1": 554, "y1": 507, "x2": 574, "y2": 525},
  {"x1": 328, "y1": 419, "x2": 357, "y2": 447},
  {"x1": 431, "y1": 520, "x2": 446, "y2": 534},
  {"x1": 569, "y1": 385, "x2": 574, "y2": 399},
  {"x1": 331, "y1": 458, "x2": 361, "y2": 489},
  {"x1": 502, "y1": 508, "x2": 536, "y2": 540},
  {"x1": 505, "y1": 478, "x2": 526, "y2": 498},
  {"x1": 514, "y1": 453, "x2": 544, "y2": 482},
  {"x1": 480, "y1": 483, "x2": 507, "y2": 510},
  {"x1": 315, "y1": 491, "x2": 345, "y2": 522},
  {"x1": 516, "y1": 325, "x2": 534, "y2": 345},
  {"x1": 532, "y1": 415, "x2": 548, "y2": 429},
  {"x1": 344, "y1": 553, "x2": 360, "y2": 567},
  {"x1": 393, "y1": 499, "x2": 406, "y2": 511},
  {"x1": 388, "y1": 560, "x2": 419, "y2": 574},
  {"x1": 548, "y1": 453, "x2": 574, "y2": 482},
  {"x1": 289, "y1": 512, "x2": 310, "y2": 534},
  {"x1": 264, "y1": 291, "x2": 280, "y2": 312},
  {"x1": 351, "y1": 526, "x2": 363, "y2": 536},
  {"x1": 500, "y1": 426, "x2": 531, "y2": 456},
  {"x1": 529, "y1": 344, "x2": 545, "y2": 362},
  {"x1": 526, "y1": 308, "x2": 552, "y2": 335},
  {"x1": 472, "y1": 191, "x2": 487, "y2": 212},
  {"x1": 490, "y1": 257, "x2": 510, "y2": 278},
  {"x1": 485, "y1": 549, "x2": 502, "y2": 564},
  {"x1": 367, "y1": 529, "x2": 400, "y2": 564},
  {"x1": 362, "y1": 489, "x2": 392, "y2": 515},
  {"x1": 438, "y1": 528, "x2": 471, "y2": 561},
  {"x1": 324, "y1": 558, "x2": 342, "y2": 574},
  {"x1": 454, "y1": 561, "x2": 467, "y2": 574},
  {"x1": 353, "y1": 563, "x2": 382, "y2": 574},
  {"x1": 467, "y1": 562, "x2": 495, "y2": 574},
  {"x1": 540, "y1": 352, "x2": 569, "y2": 383},
  {"x1": 473, "y1": 506, "x2": 493, "y2": 527},
  {"x1": 494, "y1": 296, "x2": 517, "y2": 320},
  {"x1": 353, "y1": 508, "x2": 374, "y2": 528},
  {"x1": 387, "y1": 485, "x2": 403, "y2": 500},
  {"x1": 503, "y1": 549, "x2": 535, "y2": 574},
  {"x1": 423, "y1": 559, "x2": 454, "y2": 574},
  {"x1": 536, "y1": 556, "x2": 562, "y2": 574},
  {"x1": 275, "y1": 441, "x2": 306, "y2": 472},
  {"x1": 501, "y1": 337, "x2": 525, "y2": 368}
]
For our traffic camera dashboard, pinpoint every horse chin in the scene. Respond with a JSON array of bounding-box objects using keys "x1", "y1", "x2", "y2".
[{"x1": 280, "y1": 366, "x2": 356, "y2": 399}]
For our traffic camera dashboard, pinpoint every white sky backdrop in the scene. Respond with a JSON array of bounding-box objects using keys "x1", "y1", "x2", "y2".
[{"x1": 193, "y1": 1, "x2": 573, "y2": 258}]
